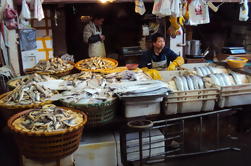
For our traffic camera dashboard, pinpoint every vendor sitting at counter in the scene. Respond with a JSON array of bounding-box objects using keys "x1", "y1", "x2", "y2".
[{"x1": 139, "y1": 33, "x2": 184, "y2": 70}]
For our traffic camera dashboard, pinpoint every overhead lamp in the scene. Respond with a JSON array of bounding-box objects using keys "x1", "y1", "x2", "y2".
[{"x1": 99, "y1": 0, "x2": 116, "y2": 3}]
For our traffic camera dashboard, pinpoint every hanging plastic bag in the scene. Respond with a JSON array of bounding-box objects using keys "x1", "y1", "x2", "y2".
[
  {"x1": 34, "y1": 0, "x2": 45, "y2": 21},
  {"x1": 20, "y1": 0, "x2": 31, "y2": 19},
  {"x1": 152, "y1": 0, "x2": 172, "y2": 17},
  {"x1": 239, "y1": 0, "x2": 249, "y2": 21},
  {"x1": 171, "y1": 0, "x2": 182, "y2": 17},
  {"x1": 188, "y1": 0, "x2": 210, "y2": 25},
  {"x1": 135, "y1": 0, "x2": 146, "y2": 15}
]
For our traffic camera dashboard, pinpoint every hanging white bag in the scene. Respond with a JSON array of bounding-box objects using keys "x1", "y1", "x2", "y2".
[
  {"x1": 239, "y1": 0, "x2": 249, "y2": 21},
  {"x1": 152, "y1": 0, "x2": 172, "y2": 17},
  {"x1": 34, "y1": 0, "x2": 45, "y2": 21},
  {"x1": 171, "y1": 0, "x2": 182, "y2": 17},
  {"x1": 135, "y1": 0, "x2": 146, "y2": 15},
  {"x1": 188, "y1": 0, "x2": 210, "y2": 25},
  {"x1": 20, "y1": 0, "x2": 31, "y2": 19}
]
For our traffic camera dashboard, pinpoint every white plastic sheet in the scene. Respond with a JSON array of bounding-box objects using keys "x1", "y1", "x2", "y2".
[{"x1": 239, "y1": 0, "x2": 249, "y2": 21}]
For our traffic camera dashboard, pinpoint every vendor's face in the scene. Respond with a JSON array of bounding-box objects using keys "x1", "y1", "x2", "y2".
[
  {"x1": 153, "y1": 37, "x2": 165, "y2": 50},
  {"x1": 94, "y1": 18, "x2": 104, "y2": 26}
]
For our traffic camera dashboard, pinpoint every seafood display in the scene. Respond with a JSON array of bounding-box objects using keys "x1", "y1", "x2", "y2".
[
  {"x1": 105, "y1": 70, "x2": 151, "y2": 83},
  {"x1": 32, "y1": 58, "x2": 73, "y2": 73},
  {"x1": 173, "y1": 75, "x2": 205, "y2": 91},
  {"x1": 75, "y1": 57, "x2": 118, "y2": 71},
  {"x1": 8, "y1": 73, "x2": 55, "y2": 88},
  {"x1": 0, "y1": 82, "x2": 56, "y2": 105},
  {"x1": 206, "y1": 72, "x2": 248, "y2": 87},
  {"x1": 194, "y1": 66, "x2": 217, "y2": 77},
  {"x1": 62, "y1": 71, "x2": 103, "y2": 81},
  {"x1": 12, "y1": 104, "x2": 83, "y2": 132}
]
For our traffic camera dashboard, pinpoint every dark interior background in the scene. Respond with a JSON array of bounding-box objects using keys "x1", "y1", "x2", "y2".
[{"x1": 51, "y1": 2, "x2": 251, "y2": 62}]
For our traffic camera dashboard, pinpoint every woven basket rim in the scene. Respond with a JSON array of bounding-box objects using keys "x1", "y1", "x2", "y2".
[
  {"x1": 0, "y1": 91, "x2": 55, "y2": 109},
  {"x1": 7, "y1": 106, "x2": 87, "y2": 136},
  {"x1": 26, "y1": 60, "x2": 75, "y2": 75},
  {"x1": 60, "y1": 97, "x2": 117, "y2": 107},
  {"x1": 75, "y1": 57, "x2": 118, "y2": 72}
]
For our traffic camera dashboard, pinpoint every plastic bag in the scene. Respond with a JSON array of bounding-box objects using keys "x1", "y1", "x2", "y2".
[
  {"x1": 34, "y1": 0, "x2": 45, "y2": 21},
  {"x1": 3, "y1": 5, "x2": 18, "y2": 19},
  {"x1": 239, "y1": 0, "x2": 249, "y2": 21},
  {"x1": 188, "y1": 0, "x2": 210, "y2": 25},
  {"x1": 171, "y1": 0, "x2": 182, "y2": 17},
  {"x1": 152, "y1": 0, "x2": 171, "y2": 17},
  {"x1": 135, "y1": 0, "x2": 146, "y2": 15},
  {"x1": 20, "y1": 0, "x2": 31, "y2": 19}
]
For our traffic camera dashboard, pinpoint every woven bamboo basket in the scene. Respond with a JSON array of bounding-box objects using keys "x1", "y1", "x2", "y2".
[
  {"x1": 75, "y1": 57, "x2": 118, "y2": 72},
  {"x1": 0, "y1": 91, "x2": 54, "y2": 122},
  {"x1": 61, "y1": 98, "x2": 117, "y2": 128},
  {"x1": 7, "y1": 107, "x2": 87, "y2": 161},
  {"x1": 25, "y1": 61, "x2": 75, "y2": 77}
]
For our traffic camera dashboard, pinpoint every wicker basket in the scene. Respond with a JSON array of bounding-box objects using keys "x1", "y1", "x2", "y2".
[
  {"x1": 7, "y1": 107, "x2": 87, "y2": 161},
  {"x1": 61, "y1": 98, "x2": 117, "y2": 128},
  {"x1": 75, "y1": 57, "x2": 118, "y2": 72},
  {"x1": 0, "y1": 91, "x2": 53, "y2": 122}
]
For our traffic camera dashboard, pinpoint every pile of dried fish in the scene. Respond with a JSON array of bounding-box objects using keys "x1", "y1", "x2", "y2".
[
  {"x1": 62, "y1": 71, "x2": 103, "y2": 81},
  {"x1": 105, "y1": 70, "x2": 151, "y2": 82},
  {"x1": 33, "y1": 58, "x2": 73, "y2": 73},
  {"x1": 12, "y1": 104, "x2": 83, "y2": 132},
  {"x1": 194, "y1": 66, "x2": 217, "y2": 77},
  {"x1": 77, "y1": 57, "x2": 115, "y2": 70},
  {"x1": 0, "y1": 82, "x2": 56, "y2": 105},
  {"x1": 61, "y1": 88, "x2": 114, "y2": 104},
  {"x1": 9, "y1": 73, "x2": 55, "y2": 87},
  {"x1": 174, "y1": 76, "x2": 205, "y2": 91}
]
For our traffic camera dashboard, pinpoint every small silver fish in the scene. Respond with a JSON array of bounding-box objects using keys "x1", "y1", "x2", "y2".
[
  {"x1": 231, "y1": 72, "x2": 242, "y2": 85},
  {"x1": 186, "y1": 76, "x2": 194, "y2": 90},
  {"x1": 175, "y1": 76, "x2": 184, "y2": 91}
]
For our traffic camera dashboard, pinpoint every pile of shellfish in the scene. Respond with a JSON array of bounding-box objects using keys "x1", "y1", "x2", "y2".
[{"x1": 12, "y1": 104, "x2": 83, "y2": 132}]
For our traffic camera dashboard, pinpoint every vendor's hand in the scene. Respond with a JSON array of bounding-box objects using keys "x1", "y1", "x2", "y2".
[{"x1": 100, "y1": 35, "x2": 105, "y2": 41}]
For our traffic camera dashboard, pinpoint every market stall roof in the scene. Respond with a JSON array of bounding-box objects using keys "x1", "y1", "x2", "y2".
[{"x1": 44, "y1": 0, "x2": 245, "y2": 4}]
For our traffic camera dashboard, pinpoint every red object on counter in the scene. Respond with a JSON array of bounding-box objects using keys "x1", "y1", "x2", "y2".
[{"x1": 126, "y1": 64, "x2": 138, "y2": 70}]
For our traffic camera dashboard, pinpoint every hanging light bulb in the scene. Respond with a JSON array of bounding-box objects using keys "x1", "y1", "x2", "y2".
[{"x1": 99, "y1": 0, "x2": 116, "y2": 3}]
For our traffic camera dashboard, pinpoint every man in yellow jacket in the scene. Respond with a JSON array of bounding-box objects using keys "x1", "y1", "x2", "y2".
[{"x1": 139, "y1": 33, "x2": 184, "y2": 70}]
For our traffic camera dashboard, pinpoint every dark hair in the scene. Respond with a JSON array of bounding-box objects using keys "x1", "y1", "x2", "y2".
[
  {"x1": 92, "y1": 13, "x2": 104, "y2": 20},
  {"x1": 151, "y1": 33, "x2": 165, "y2": 43}
]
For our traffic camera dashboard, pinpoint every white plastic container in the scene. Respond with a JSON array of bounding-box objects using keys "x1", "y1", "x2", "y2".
[
  {"x1": 218, "y1": 83, "x2": 251, "y2": 108},
  {"x1": 74, "y1": 132, "x2": 117, "y2": 166},
  {"x1": 123, "y1": 96, "x2": 163, "y2": 118},
  {"x1": 115, "y1": 129, "x2": 165, "y2": 162},
  {"x1": 159, "y1": 70, "x2": 218, "y2": 115}
]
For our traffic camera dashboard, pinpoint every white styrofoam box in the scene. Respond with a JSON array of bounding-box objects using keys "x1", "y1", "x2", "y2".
[
  {"x1": 22, "y1": 155, "x2": 74, "y2": 166},
  {"x1": 159, "y1": 70, "x2": 218, "y2": 114},
  {"x1": 124, "y1": 97, "x2": 163, "y2": 118},
  {"x1": 218, "y1": 83, "x2": 251, "y2": 108},
  {"x1": 114, "y1": 130, "x2": 165, "y2": 163},
  {"x1": 74, "y1": 132, "x2": 117, "y2": 166}
]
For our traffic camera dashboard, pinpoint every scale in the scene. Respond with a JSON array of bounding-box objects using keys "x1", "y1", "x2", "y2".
[{"x1": 222, "y1": 47, "x2": 246, "y2": 55}]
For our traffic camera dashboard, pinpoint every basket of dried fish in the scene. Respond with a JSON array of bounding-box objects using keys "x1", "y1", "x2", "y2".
[
  {"x1": 75, "y1": 57, "x2": 118, "y2": 72},
  {"x1": 7, "y1": 104, "x2": 87, "y2": 161},
  {"x1": 7, "y1": 73, "x2": 56, "y2": 90},
  {"x1": 26, "y1": 58, "x2": 74, "y2": 77},
  {"x1": 0, "y1": 82, "x2": 57, "y2": 121},
  {"x1": 61, "y1": 98, "x2": 117, "y2": 128}
]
